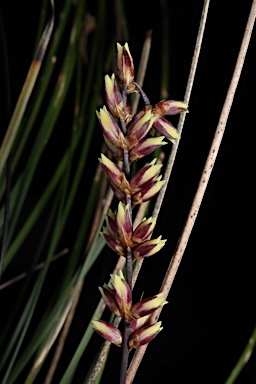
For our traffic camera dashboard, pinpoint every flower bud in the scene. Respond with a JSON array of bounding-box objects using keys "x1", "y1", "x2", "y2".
[
  {"x1": 91, "y1": 320, "x2": 122, "y2": 346},
  {"x1": 104, "y1": 209, "x2": 117, "y2": 239},
  {"x1": 133, "y1": 236, "x2": 166, "y2": 259},
  {"x1": 129, "y1": 136, "x2": 167, "y2": 162},
  {"x1": 116, "y1": 43, "x2": 135, "y2": 89},
  {"x1": 130, "y1": 314, "x2": 151, "y2": 333},
  {"x1": 132, "y1": 217, "x2": 156, "y2": 244},
  {"x1": 99, "y1": 154, "x2": 131, "y2": 196},
  {"x1": 99, "y1": 271, "x2": 132, "y2": 320},
  {"x1": 131, "y1": 292, "x2": 168, "y2": 319},
  {"x1": 130, "y1": 158, "x2": 162, "y2": 192},
  {"x1": 128, "y1": 321, "x2": 163, "y2": 349},
  {"x1": 116, "y1": 202, "x2": 133, "y2": 248},
  {"x1": 132, "y1": 176, "x2": 165, "y2": 206},
  {"x1": 153, "y1": 116, "x2": 179, "y2": 143},
  {"x1": 99, "y1": 285, "x2": 121, "y2": 317},
  {"x1": 100, "y1": 227, "x2": 125, "y2": 256},
  {"x1": 154, "y1": 100, "x2": 188, "y2": 116},
  {"x1": 96, "y1": 106, "x2": 126, "y2": 148},
  {"x1": 105, "y1": 74, "x2": 132, "y2": 122},
  {"x1": 126, "y1": 110, "x2": 154, "y2": 148}
]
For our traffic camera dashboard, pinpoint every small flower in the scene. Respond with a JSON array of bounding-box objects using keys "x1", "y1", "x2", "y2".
[
  {"x1": 100, "y1": 226, "x2": 125, "y2": 256},
  {"x1": 130, "y1": 158, "x2": 162, "y2": 193},
  {"x1": 153, "y1": 100, "x2": 188, "y2": 116},
  {"x1": 99, "y1": 283, "x2": 122, "y2": 317},
  {"x1": 153, "y1": 116, "x2": 180, "y2": 143},
  {"x1": 128, "y1": 321, "x2": 163, "y2": 349},
  {"x1": 126, "y1": 110, "x2": 154, "y2": 149},
  {"x1": 91, "y1": 319, "x2": 122, "y2": 346},
  {"x1": 132, "y1": 217, "x2": 156, "y2": 245},
  {"x1": 104, "y1": 208, "x2": 117, "y2": 238},
  {"x1": 129, "y1": 136, "x2": 167, "y2": 162},
  {"x1": 105, "y1": 74, "x2": 132, "y2": 123},
  {"x1": 131, "y1": 292, "x2": 168, "y2": 319},
  {"x1": 132, "y1": 176, "x2": 165, "y2": 206},
  {"x1": 110, "y1": 270, "x2": 133, "y2": 320},
  {"x1": 130, "y1": 314, "x2": 151, "y2": 333},
  {"x1": 116, "y1": 43, "x2": 135, "y2": 91},
  {"x1": 102, "y1": 204, "x2": 132, "y2": 253},
  {"x1": 99, "y1": 271, "x2": 132, "y2": 320},
  {"x1": 116, "y1": 202, "x2": 133, "y2": 248},
  {"x1": 103, "y1": 135, "x2": 124, "y2": 161},
  {"x1": 133, "y1": 236, "x2": 166, "y2": 259},
  {"x1": 96, "y1": 106, "x2": 127, "y2": 149},
  {"x1": 99, "y1": 154, "x2": 131, "y2": 196}
]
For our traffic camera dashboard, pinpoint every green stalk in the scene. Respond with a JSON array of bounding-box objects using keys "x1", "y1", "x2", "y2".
[{"x1": 224, "y1": 324, "x2": 256, "y2": 384}]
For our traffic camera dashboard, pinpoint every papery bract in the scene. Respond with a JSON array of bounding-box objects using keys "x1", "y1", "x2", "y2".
[
  {"x1": 99, "y1": 154, "x2": 131, "y2": 196},
  {"x1": 129, "y1": 136, "x2": 167, "y2": 162},
  {"x1": 91, "y1": 320, "x2": 122, "y2": 347},
  {"x1": 133, "y1": 236, "x2": 166, "y2": 259},
  {"x1": 105, "y1": 74, "x2": 132, "y2": 123},
  {"x1": 96, "y1": 106, "x2": 126, "y2": 149},
  {"x1": 132, "y1": 177, "x2": 165, "y2": 206},
  {"x1": 116, "y1": 43, "x2": 135, "y2": 92},
  {"x1": 131, "y1": 292, "x2": 168, "y2": 319},
  {"x1": 132, "y1": 217, "x2": 156, "y2": 244},
  {"x1": 126, "y1": 110, "x2": 154, "y2": 148},
  {"x1": 116, "y1": 202, "x2": 133, "y2": 248},
  {"x1": 153, "y1": 100, "x2": 188, "y2": 116},
  {"x1": 110, "y1": 271, "x2": 133, "y2": 320},
  {"x1": 130, "y1": 158, "x2": 162, "y2": 192},
  {"x1": 153, "y1": 116, "x2": 179, "y2": 143},
  {"x1": 128, "y1": 321, "x2": 163, "y2": 349}
]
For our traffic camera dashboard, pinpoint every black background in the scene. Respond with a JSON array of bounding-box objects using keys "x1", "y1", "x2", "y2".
[{"x1": 1, "y1": 1, "x2": 256, "y2": 383}]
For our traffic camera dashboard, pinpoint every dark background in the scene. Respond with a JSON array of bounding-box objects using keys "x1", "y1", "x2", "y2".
[{"x1": 1, "y1": 1, "x2": 256, "y2": 383}]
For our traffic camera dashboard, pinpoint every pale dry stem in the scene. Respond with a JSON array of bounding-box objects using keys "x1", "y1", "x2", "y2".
[{"x1": 131, "y1": 0, "x2": 210, "y2": 293}]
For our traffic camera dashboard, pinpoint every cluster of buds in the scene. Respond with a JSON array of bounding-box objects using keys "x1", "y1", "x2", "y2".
[
  {"x1": 92, "y1": 271, "x2": 167, "y2": 349},
  {"x1": 101, "y1": 201, "x2": 166, "y2": 260},
  {"x1": 92, "y1": 43, "x2": 187, "y2": 355}
]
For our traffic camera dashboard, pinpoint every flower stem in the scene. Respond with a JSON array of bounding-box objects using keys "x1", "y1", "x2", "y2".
[
  {"x1": 132, "y1": 82, "x2": 150, "y2": 106},
  {"x1": 119, "y1": 84, "x2": 133, "y2": 384},
  {"x1": 120, "y1": 319, "x2": 130, "y2": 384}
]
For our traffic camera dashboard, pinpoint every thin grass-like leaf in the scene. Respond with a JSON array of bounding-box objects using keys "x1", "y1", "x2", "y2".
[{"x1": 0, "y1": 0, "x2": 54, "y2": 176}]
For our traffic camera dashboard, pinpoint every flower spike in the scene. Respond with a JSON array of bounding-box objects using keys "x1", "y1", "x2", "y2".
[{"x1": 93, "y1": 41, "x2": 187, "y2": 367}]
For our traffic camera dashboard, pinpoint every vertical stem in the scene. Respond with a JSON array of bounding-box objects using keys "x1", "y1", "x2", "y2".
[
  {"x1": 120, "y1": 320, "x2": 130, "y2": 384},
  {"x1": 120, "y1": 85, "x2": 132, "y2": 384}
]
